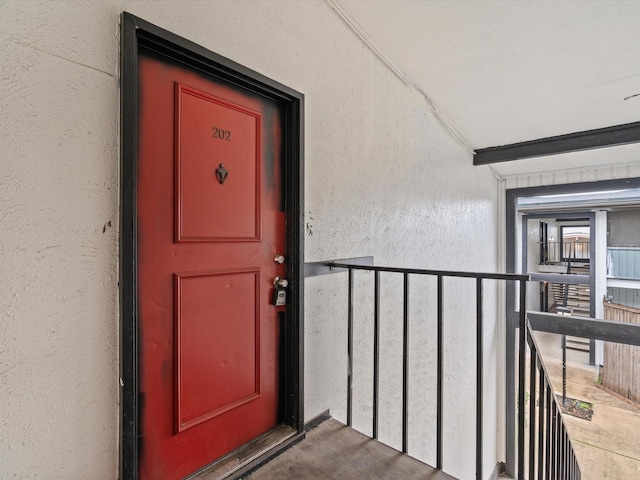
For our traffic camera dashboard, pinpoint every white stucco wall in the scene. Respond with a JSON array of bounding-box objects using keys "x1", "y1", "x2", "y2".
[{"x1": 0, "y1": 1, "x2": 501, "y2": 479}]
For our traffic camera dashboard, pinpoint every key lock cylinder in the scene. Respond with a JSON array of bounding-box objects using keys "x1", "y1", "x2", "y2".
[{"x1": 272, "y1": 255, "x2": 288, "y2": 306}]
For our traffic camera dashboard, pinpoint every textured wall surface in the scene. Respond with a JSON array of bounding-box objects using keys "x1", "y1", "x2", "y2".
[
  {"x1": 0, "y1": 1, "x2": 501, "y2": 479},
  {"x1": 1, "y1": 1, "x2": 121, "y2": 478}
]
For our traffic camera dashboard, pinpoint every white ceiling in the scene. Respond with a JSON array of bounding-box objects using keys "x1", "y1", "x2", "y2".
[{"x1": 334, "y1": 0, "x2": 640, "y2": 175}]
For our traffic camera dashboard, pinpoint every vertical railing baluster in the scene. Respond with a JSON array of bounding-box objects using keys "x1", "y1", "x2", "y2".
[
  {"x1": 402, "y1": 273, "x2": 410, "y2": 454},
  {"x1": 561, "y1": 413, "x2": 565, "y2": 480},
  {"x1": 559, "y1": 421, "x2": 564, "y2": 480},
  {"x1": 529, "y1": 332, "x2": 537, "y2": 480},
  {"x1": 568, "y1": 447, "x2": 571, "y2": 480},
  {"x1": 563, "y1": 426, "x2": 568, "y2": 480},
  {"x1": 568, "y1": 447, "x2": 572, "y2": 480},
  {"x1": 545, "y1": 387, "x2": 552, "y2": 480},
  {"x1": 559, "y1": 424, "x2": 567, "y2": 480},
  {"x1": 537, "y1": 364, "x2": 545, "y2": 480},
  {"x1": 373, "y1": 270, "x2": 380, "y2": 439},
  {"x1": 436, "y1": 274, "x2": 444, "y2": 470},
  {"x1": 556, "y1": 408, "x2": 561, "y2": 480},
  {"x1": 558, "y1": 415, "x2": 567, "y2": 480},
  {"x1": 347, "y1": 268, "x2": 354, "y2": 427},
  {"x1": 476, "y1": 278, "x2": 483, "y2": 480},
  {"x1": 571, "y1": 452, "x2": 574, "y2": 480},
  {"x1": 570, "y1": 451, "x2": 573, "y2": 480},
  {"x1": 518, "y1": 279, "x2": 527, "y2": 480},
  {"x1": 550, "y1": 405, "x2": 557, "y2": 480},
  {"x1": 571, "y1": 436, "x2": 575, "y2": 479},
  {"x1": 567, "y1": 430, "x2": 571, "y2": 480},
  {"x1": 557, "y1": 406, "x2": 562, "y2": 480},
  {"x1": 556, "y1": 417, "x2": 560, "y2": 480}
]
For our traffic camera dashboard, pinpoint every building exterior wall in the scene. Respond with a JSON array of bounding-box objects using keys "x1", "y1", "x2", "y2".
[
  {"x1": 0, "y1": 1, "x2": 501, "y2": 479},
  {"x1": 608, "y1": 209, "x2": 640, "y2": 247},
  {"x1": 607, "y1": 210, "x2": 640, "y2": 308}
]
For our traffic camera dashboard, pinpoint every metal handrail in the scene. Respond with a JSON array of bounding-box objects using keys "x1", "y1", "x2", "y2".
[
  {"x1": 528, "y1": 311, "x2": 640, "y2": 346},
  {"x1": 329, "y1": 262, "x2": 529, "y2": 281}
]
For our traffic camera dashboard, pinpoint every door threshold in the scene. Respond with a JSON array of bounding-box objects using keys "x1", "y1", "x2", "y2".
[{"x1": 187, "y1": 424, "x2": 304, "y2": 480}]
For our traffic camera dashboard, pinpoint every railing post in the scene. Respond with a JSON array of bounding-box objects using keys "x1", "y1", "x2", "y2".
[
  {"x1": 505, "y1": 299, "x2": 516, "y2": 477},
  {"x1": 402, "y1": 273, "x2": 410, "y2": 454},
  {"x1": 545, "y1": 387, "x2": 552, "y2": 480},
  {"x1": 373, "y1": 270, "x2": 380, "y2": 439},
  {"x1": 529, "y1": 334, "x2": 537, "y2": 480},
  {"x1": 551, "y1": 404, "x2": 557, "y2": 480},
  {"x1": 538, "y1": 367, "x2": 545, "y2": 479},
  {"x1": 476, "y1": 278, "x2": 483, "y2": 480},
  {"x1": 347, "y1": 268, "x2": 354, "y2": 427},
  {"x1": 436, "y1": 274, "x2": 444, "y2": 470},
  {"x1": 560, "y1": 423, "x2": 565, "y2": 480},
  {"x1": 518, "y1": 279, "x2": 527, "y2": 480}
]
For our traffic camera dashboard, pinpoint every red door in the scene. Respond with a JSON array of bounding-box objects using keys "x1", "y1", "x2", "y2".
[{"x1": 137, "y1": 52, "x2": 285, "y2": 479}]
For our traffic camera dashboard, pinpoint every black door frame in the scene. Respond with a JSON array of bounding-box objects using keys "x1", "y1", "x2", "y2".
[{"x1": 119, "y1": 13, "x2": 305, "y2": 479}]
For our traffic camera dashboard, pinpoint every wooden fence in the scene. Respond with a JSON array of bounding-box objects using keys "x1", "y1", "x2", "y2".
[{"x1": 602, "y1": 301, "x2": 640, "y2": 404}]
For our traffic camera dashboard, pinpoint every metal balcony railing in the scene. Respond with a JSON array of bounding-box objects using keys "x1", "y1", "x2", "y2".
[
  {"x1": 521, "y1": 319, "x2": 581, "y2": 480},
  {"x1": 305, "y1": 259, "x2": 640, "y2": 479},
  {"x1": 525, "y1": 311, "x2": 640, "y2": 480},
  {"x1": 539, "y1": 241, "x2": 590, "y2": 265},
  {"x1": 323, "y1": 261, "x2": 528, "y2": 480}
]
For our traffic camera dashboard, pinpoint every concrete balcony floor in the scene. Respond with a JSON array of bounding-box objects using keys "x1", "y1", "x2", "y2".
[{"x1": 243, "y1": 418, "x2": 456, "y2": 480}]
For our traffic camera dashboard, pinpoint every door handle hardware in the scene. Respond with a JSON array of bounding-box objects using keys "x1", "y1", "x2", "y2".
[{"x1": 273, "y1": 277, "x2": 288, "y2": 288}]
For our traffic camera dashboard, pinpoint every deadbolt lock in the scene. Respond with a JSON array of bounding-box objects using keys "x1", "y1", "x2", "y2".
[{"x1": 273, "y1": 277, "x2": 288, "y2": 288}]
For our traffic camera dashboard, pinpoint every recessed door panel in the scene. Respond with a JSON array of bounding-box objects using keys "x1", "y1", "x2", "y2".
[
  {"x1": 176, "y1": 84, "x2": 261, "y2": 242},
  {"x1": 176, "y1": 270, "x2": 260, "y2": 432}
]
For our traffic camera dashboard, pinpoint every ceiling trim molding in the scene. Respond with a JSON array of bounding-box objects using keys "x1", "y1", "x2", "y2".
[{"x1": 474, "y1": 121, "x2": 640, "y2": 165}]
